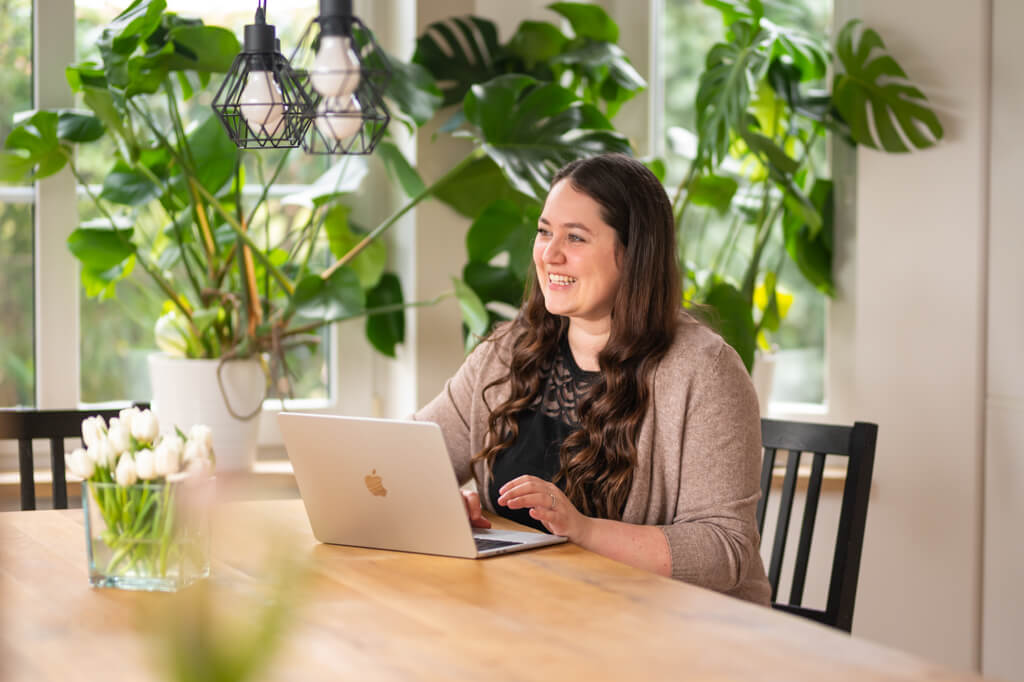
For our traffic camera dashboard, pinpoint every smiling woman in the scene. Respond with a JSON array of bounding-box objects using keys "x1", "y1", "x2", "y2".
[{"x1": 415, "y1": 154, "x2": 771, "y2": 603}]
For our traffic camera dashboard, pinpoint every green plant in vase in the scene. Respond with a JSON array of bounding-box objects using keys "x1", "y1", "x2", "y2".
[{"x1": 0, "y1": 0, "x2": 441, "y2": 392}]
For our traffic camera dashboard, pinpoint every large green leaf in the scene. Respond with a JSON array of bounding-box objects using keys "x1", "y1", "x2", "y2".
[
  {"x1": 687, "y1": 173, "x2": 738, "y2": 214},
  {"x1": 365, "y1": 46, "x2": 442, "y2": 131},
  {"x1": 463, "y1": 262, "x2": 524, "y2": 309},
  {"x1": 695, "y1": 20, "x2": 770, "y2": 169},
  {"x1": 100, "y1": 0, "x2": 167, "y2": 56},
  {"x1": 376, "y1": 141, "x2": 426, "y2": 199},
  {"x1": 56, "y1": 111, "x2": 105, "y2": 143},
  {"x1": 547, "y1": 2, "x2": 619, "y2": 42},
  {"x1": 462, "y1": 74, "x2": 632, "y2": 201},
  {"x1": 67, "y1": 226, "x2": 137, "y2": 272},
  {"x1": 506, "y1": 21, "x2": 568, "y2": 70},
  {"x1": 156, "y1": 25, "x2": 240, "y2": 73},
  {"x1": 100, "y1": 160, "x2": 163, "y2": 206},
  {"x1": 701, "y1": 281, "x2": 756, "y2": 372},
  {"x1": 185, "y1": 113, "x2": 238, "y2": 195},
  {"x1": 413, "y1": 16, "x2": 503, "y2": 107},
  {"x1": 365, "y1": 273, "x2": 405, "y2": 358},
  {"x1": 2, "y1": 111, "x2": 70, "y2": 181},
  {"x1": 551, "y1": 41, "x2": 645, "y2": 95},
  {"x1": 782, "y1": 178, "x2": 834, "y2": 296},
  {"x1": 433, "y1": 156, "x2": 533, "y2": 219},
  {"x1": 832, "y1": 20, "x2": 943, "y2": 152},
  {"x1": 290, "y1": 267, "x2": 366, "y2": 324},
  {"x1": 465, "y1": 199, "x2": 538, "y2": 277},
  {"x1": 323, "y1": 205, "x2": 386, "y2": 290},
  {"x1": 452, "y1": 277, "x2": 489, "y2": 354},
  {"x1": 0, "y1": 152, "x2": 34, "y2": 182}
]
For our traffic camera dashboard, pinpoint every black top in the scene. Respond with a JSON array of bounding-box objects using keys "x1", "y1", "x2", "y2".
[{"x1": 487, "y1": 336, "x2": 599, "y2": 532}]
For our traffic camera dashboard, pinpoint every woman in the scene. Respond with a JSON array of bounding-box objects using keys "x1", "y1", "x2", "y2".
[{"x1": 415, "y1": 154, "x2": 770, "y2": 604}]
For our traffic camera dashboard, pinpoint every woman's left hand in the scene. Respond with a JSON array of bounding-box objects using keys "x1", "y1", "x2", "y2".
[{"x1": 497, "y1": 475, "x2": 590, "y2": 541}]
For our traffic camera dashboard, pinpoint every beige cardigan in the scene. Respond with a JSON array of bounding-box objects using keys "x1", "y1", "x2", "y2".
[{"x1": 413, "y1": 315, "x2": 771, "y2": 605}]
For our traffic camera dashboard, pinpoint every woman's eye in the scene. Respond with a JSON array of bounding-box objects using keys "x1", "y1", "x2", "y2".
[
  {"x1": 536, "y1": 227, "x2": 551, "y2": 237},
  {"x1": 568, "y1": 234, "x2": 585, "y2": 243}
]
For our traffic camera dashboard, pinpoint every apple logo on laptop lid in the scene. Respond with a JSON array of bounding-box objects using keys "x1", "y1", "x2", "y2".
[{"x1": 364, "y1": 469, "x2": 387, "y2": 497}]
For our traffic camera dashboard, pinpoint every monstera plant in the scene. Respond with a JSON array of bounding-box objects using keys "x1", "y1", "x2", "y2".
[{"x1": 669, "y1": 0, "x2": 944, "y2": 370}]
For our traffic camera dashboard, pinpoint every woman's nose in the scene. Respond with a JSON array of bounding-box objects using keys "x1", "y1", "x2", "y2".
[{"x1": 543, "y1": 237, "x2": 565, "y2": 263}]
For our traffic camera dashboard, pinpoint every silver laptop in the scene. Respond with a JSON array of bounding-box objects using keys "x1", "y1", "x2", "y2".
[{"x1": 277, "y1": 412, "x2": 568, "y2": 558}]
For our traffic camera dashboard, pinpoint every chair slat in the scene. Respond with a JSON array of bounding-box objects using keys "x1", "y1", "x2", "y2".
[
  {"x1": 50, "y1": 437, "x2": 68, "y2": 509},
  {"x1": 756, "y1": 446, "x2": 777, "y2": 535},
  {"x1": 17, "y1": 439, "x2": 35, "y2": 511},
  {"x1": 789, "y1": 451, "x2": 826, "y2": 605},
  {"x1": 768, "y1": 449, "x2": 801, "y2": 601}
]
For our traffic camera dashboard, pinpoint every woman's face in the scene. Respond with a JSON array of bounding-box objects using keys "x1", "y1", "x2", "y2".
[{"x1": 533, "y1": 179, "x2": 623, "y2": 328}]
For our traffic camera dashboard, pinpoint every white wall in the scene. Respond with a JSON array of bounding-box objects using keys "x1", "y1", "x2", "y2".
[
  {"x1": 853, "y1": 0, "x2": 990, "y2": 672},
  {"x1": 984, "y1": 0, "x2": 1024, "y2": 678}
]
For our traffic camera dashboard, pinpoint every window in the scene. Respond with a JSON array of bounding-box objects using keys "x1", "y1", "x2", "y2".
[
  {"x1": 660, "y1": 0, "x2": 833, "y2": 406},
  {"x1": 0, "y1": 0, "x2": 34, "y2": 407}
]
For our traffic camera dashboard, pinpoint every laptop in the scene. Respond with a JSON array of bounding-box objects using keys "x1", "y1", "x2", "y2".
[{"x1": 277, "y1": 412, "x2": 568, "y2": 558}]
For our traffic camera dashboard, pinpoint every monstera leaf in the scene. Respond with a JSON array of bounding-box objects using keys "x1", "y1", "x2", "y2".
[
  {"x1": 413, "y1": 16, "x2": 504, "y2": 107},
  {"x1": 694, "y1": 20, "x2": 770, "y2": 169},
  {"x1": 832, "y1": 21, "x2": 943, "y2": 152},
  {"x1": 461, "y1": 74, "x2": 632, "y2": 201}
]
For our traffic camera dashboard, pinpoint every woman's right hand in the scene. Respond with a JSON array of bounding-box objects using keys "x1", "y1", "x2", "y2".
[{"x1": 461, "y1": 490, "x2": 492, "y2": 529}]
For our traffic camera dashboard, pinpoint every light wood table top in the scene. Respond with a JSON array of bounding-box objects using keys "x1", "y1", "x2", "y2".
[{"x1": 1, "y1": 499, "x2": 982, "y2": 682}]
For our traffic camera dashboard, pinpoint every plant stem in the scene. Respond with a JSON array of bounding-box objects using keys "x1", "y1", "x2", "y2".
[
  {"x1": 281, "y1": 291, "x2": 454, "y2": 338},
  {"x1": 191, "y1": 181, "x2": 295, "y2": 296},
  {"x1": 322, "y1": 148, "x2": 486, "y2": 280}
]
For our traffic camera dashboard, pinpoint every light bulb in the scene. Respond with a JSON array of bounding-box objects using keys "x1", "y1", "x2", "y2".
[
  {"x1": 239, "y1": 70, "x2": 284, "y2": 133},
  {"x1": 310, "y1": 35, "x2": 361, "y2": 98},
  {"x1": 315, "y1": 96, "x2": 363, "y2": 141}
]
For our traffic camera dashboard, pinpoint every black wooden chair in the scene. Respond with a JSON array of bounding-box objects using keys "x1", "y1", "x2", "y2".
[
  {"x1": 757, "y1": 418, "x2": 878, "y2": 633},
  {"x1": 0, "y1": 408, "x2": 124, "y2": 510}
]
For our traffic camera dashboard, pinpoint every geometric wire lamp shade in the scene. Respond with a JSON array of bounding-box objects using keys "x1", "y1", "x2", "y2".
[
  {"x1": 212, "y1": 3, "x2": 312, "y2": 149},
  {"x1": 289, "y1": 0, "x2": 392, "y2": 155}
]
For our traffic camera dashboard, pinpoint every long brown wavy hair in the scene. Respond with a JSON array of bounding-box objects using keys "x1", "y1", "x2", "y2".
[{"x1": 473, "y1": 154, "x2": 682, "y2": 520}]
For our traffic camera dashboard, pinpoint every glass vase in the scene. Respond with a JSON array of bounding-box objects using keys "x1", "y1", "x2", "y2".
[{"x1": 83, "y1": 478, "x2": 212, "y2": 592}]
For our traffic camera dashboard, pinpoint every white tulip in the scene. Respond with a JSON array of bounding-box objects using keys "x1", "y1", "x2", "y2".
[
  {"x1": 154, "y1": 435, "x2": 184, "y2": 477},
  {"x1": 81, "y1": 416, "x2": 105, "y2": 450},
  {"x1": 118, "y1": 407, "x2": 141, "y2": 435},
  {"x1": 187, "y1": 424, "x2": 213, "y2": 455},
  {"x1": 87, "y1": 436, "x2": 118, "y2": 469},
  {"x1": 66, "y1": 448, "x2": 95, "y2": 480},
  {"x1": 185, "y1": 455, "x2": 212, "y2": 478},
  {"x1": 115, "y1": 454, "x2": 138, "y2": 487},
  {"x1": 183, "y1": 439, "x2": 206, "y2": 464},
  {"x1": 106, "y1": 418, "x2": 131, "y2": 454},
  {"x1": 134, "y1": 448, "x2": 156, "y2": 480},
  {"x1": 131, "y1": 410, "x2": 159, "y2": 444}
]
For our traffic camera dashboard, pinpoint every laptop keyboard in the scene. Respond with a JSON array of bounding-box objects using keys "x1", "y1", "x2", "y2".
[{"x1": 474, "y1": 538, "x2": 521, "y2": 552}]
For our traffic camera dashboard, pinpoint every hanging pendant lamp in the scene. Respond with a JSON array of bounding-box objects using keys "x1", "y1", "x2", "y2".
[
  {"x1": 212, "y1": 1, "x2": 312, "y2": 149},
  {"x1": 289, "y1": 0, "x2": 392, "y2": 155}
]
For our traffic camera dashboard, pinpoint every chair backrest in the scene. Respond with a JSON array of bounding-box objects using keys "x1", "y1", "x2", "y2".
[
  {"x1": 0, "y1": 408, "x2": 123, "y2": 510},
  {"x1": 757, "y1": 418, "x2": 878, "y2": 632}
]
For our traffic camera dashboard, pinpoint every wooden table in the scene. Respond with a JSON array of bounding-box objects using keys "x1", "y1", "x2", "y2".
[{"x1": 1, "y1": 499, "x2": 981, "y2": 682}]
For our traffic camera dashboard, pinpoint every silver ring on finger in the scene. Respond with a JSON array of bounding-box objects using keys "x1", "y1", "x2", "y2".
[{"x1": 549, "y1": 492, "x2": 556, "y2": 510}]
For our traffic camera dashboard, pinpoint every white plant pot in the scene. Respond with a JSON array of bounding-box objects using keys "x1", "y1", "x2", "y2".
[
  {"x1": 148, "y1": 354, "x2": 265, "y2": 472},
  {"x1": 751, "y1": 351, "x2": 777, "y2": 416}
]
